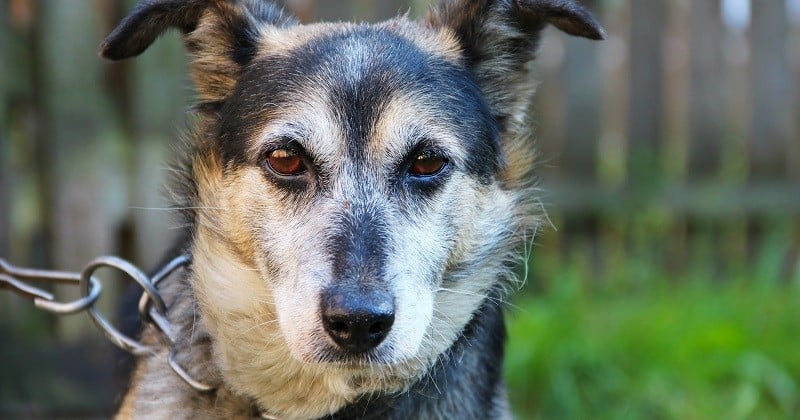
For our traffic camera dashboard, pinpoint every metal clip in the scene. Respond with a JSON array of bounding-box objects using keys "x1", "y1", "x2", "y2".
[
  {"x1": 78, "y1": 256, "x2": 165, "y2": 356},
  {"x1": 0, "y1": 272, "x2": 54, "y2": 301}
]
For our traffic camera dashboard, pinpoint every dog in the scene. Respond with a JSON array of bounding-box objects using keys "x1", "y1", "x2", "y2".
[{"x1": 102, "y1": 0, "x2": 603, "y2": 418}]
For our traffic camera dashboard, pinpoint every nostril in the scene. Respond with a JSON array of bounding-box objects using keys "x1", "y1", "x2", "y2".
[
  {"x1": 330, "y1": 321, "x2": 349, "y2": 334},
  {"x1": 368, "y1": 312, "x2": 394, "y2": 337},
  {"x1": 328, "y1": 319, "x2": 351, "y2": 338},
  {"x1": 369, "y1": 321, "x2": 386, "y2": 335}
]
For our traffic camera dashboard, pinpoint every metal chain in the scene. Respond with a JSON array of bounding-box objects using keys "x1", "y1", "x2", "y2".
[{"x1": 0, "y1": 254, "x2": 215, "y2": 393}]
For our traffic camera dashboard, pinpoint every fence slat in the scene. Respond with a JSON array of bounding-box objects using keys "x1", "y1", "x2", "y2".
[
  {"x1": 283, "y1": 0, "x2": 315, "y2": 23},
  {"x1": 532, "y1": 30, "x2": 566, "y2": 182},
  {"x1": 562, "y1": 0, "x2": 602, "y2": 179},
  {"x1": 0, "y1": 2, "x2": 9, "y2": 259},
  {"x1": 628, "y1": 0, "x2": 666, "y2": 176},
  {"x1": 749, "y1": 1, "x2": 793, "y2": 179},
  {"x1": 689, "y1": 0, "x2": 724, "y2": 178},
  {"x1": 793, "y1": 22, "x2": 800, "y2": 181}
]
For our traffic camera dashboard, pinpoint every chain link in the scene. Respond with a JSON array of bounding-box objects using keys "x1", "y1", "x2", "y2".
[
  {"x1": 0, "y1": 254, "x2": 215, "y2": 393},
  {"x1": 0, "y1": 258, "x2": 101, "y2": 314}
]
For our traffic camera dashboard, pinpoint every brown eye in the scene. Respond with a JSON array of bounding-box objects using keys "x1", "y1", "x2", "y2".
[
  {"x1": 267, "y1": 148, "x2": 306, "y2": 175},
  {"x1": 409, "y1": 151, "x2": 446, "y2": 176}
]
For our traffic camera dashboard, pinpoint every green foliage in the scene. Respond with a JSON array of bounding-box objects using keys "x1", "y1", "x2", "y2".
[{"x1": 506, "y1": 255, "x2": 800, "y2": 419}]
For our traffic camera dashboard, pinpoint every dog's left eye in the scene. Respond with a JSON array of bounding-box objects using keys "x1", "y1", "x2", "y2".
[
  {"x1": 409, "y1": 151, "x2": 447, "y2": 176},
  {"x1": 267, "y1": 148, "x2": 306, "y2": 176}
]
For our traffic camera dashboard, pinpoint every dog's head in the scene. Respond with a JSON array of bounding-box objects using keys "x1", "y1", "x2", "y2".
[{"x1": 104, "y1": 0, "x2": 602, "y2": 416}]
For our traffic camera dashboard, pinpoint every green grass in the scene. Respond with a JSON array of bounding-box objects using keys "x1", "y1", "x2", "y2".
[{"x1": 506, "y1": 277, "x2": 800, "y2": 419}]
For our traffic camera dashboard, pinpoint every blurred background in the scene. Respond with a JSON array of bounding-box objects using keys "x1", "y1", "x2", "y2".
[{"x1": 1, "y1": 0, "x2": 798, "y2": 418}]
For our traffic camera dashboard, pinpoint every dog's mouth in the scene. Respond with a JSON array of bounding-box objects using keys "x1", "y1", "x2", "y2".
[
  {"x1": 283, "y1": 312, "x2": 428, "y2": 372},
  {"x1": 301, "y1": 340, "x2": 408, "y2": 368},
  {"x1": 303, "y1": 345, "x2": 421, "y2": 392}
]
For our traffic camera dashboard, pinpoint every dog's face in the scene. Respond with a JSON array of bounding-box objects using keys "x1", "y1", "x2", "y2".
[
  {"x1": 212, "y1": 22, "x2": 509, "y2": 364},
  {"x1": 103, "y1": 0, "x2": 602, "y2": 417},
  {"x1": 186, "y1": 21, "x2": 518, "y2": 395}
]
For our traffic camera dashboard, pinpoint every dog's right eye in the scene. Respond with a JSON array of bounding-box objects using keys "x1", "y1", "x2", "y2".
[{"x1": 266, "y1": 148, "x2": 306, "y2": 176}]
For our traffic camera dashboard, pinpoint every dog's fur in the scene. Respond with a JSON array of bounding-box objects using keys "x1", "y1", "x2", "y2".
[{"x1": 102, "y1": 1, "x2": 603, "y2": 418}]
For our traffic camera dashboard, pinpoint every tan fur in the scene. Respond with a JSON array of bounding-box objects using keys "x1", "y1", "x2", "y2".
[
  {"x1": 257, "y1": 18, "x2": 462, "y2": 64},
  {"x1": 381, "y1": 18, "x2": 464, "y2": 63},
  {"x1": 185, "y1": 9, "x2": 244, "y2": 102},
  {"x1": 369, "y1": 92, "x2": 470, "y2": 164}
]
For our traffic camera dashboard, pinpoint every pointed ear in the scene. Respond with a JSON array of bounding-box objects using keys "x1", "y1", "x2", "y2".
[
  {"x1": 101, "y1": 0, "x2": 296, "y2": 103},
  {"x1": 427, "y1": 0, "x2": 604, "y2": 125}
]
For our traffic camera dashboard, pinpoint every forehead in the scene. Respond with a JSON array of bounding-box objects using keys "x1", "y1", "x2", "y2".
[{"x1": 218, "y1": 21, "x2": 500, "y2": 177}]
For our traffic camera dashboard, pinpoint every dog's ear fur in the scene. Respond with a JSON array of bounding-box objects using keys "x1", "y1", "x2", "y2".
[
  {"x1": 428, "y1": 0, "x2": 604, "y2": 125},
  {"x1": 101, "y1": 0, "x2": 296, "y2": 103}
]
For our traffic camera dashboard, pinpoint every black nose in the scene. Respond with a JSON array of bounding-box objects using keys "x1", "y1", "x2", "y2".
[{"x1": 321, "y1": 287, "x2": 395, "y2": 354}]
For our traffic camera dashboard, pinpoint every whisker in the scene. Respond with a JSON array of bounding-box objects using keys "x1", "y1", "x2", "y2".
[{"x1": 129, "y1": 206, "x2": 227, "y2": 211}]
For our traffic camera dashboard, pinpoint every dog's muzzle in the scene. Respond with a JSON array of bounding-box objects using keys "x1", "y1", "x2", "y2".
[{"x1": 321, "y1": 285, "x2": 395, "y2": 354}]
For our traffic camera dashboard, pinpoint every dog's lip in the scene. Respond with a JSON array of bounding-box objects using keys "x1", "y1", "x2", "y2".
[{"x1": 303, "y1": 346, "x2": 403, "y2": 368}]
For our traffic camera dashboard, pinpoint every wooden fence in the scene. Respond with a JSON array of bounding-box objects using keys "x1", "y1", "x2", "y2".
[
  {"x1": 0, "y1": 0, "x2": 798, "y2": 415},
  {"x1": 531, "y1": 0, "x2": 799, "y2": 285}
]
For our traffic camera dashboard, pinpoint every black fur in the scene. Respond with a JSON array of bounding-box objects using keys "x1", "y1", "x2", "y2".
[
  {"x1": 101, "y1": 0, "x2": 296, "y2": 62},
  {"x1": 328, "y1": 204, "x2": 390, "y2": 290},
  {"x1": 101, "y1": 0, "x2": 207, "y2": 60}
]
